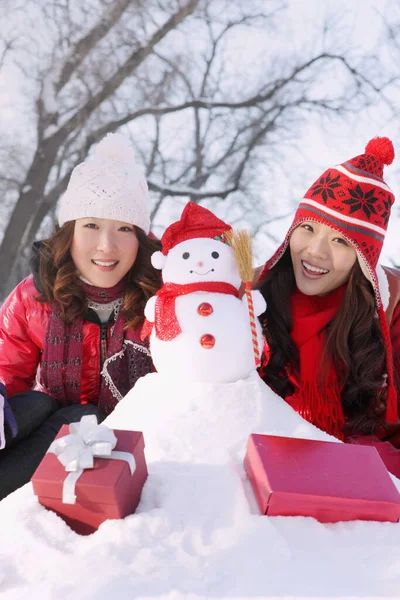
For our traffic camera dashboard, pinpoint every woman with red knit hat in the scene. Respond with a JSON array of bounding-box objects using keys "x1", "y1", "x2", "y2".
[{"x1": 257, "y1": 137, "x2": 400, "y2": 476}]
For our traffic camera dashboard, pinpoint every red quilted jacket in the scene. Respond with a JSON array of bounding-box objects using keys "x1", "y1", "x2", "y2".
[{"x1": 0, "y1": 275, "x2": 152, "y2": 404}]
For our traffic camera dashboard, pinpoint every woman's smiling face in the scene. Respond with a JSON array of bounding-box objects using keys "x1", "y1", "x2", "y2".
[
  {"x1": 289, "y1": 221, "x2": 357, "y2": 296},
  {"x1": 71, "y1": 217, "x2": 139, "y2": 288}
]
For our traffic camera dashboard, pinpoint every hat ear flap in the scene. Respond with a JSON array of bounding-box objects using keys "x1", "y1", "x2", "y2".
[{"x1": 151, "y1": 251, "x2": 167, "y2": 270}]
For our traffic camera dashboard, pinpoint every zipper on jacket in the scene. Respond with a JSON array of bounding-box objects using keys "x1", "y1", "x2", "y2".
[{"x1": 99, "y1": 324, "x2": 108, "y2": 371}]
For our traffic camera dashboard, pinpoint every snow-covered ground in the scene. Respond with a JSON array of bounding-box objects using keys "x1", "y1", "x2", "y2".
[{"x1": 2, "y1": 372, "x2": 400, "y2": 600}]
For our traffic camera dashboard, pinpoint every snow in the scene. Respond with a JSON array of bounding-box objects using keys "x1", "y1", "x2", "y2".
[
  {"x1": 2, "y1": 372, "x2": 400, "y2": 599},
  {"x1": 43, "y1": 125, "x2": 59, "y2": 139}
]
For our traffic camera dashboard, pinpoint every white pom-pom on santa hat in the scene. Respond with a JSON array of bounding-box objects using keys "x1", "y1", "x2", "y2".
[{"x1": 151, "y1": 251, "x2": 167, "y2": 270}]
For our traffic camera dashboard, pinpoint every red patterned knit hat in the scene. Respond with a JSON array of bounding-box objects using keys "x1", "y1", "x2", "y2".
[
  {"x1": 260, "y1": 136, "x2": 398, "y2": 423},
  {"x1": 160, "y1": 202, "x2": 231, "y2": 255}
]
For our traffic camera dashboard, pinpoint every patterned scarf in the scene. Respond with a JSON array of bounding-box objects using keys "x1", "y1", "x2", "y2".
[
  {"x1": 285, "y1": 285, "x2": 347, "y2": 440},
  {"x1": 41, "y1": 280, "x2": 153, "y2": 415},
  {"x1": 141, "y1": 281, "x2": 239, "y2": 341}
]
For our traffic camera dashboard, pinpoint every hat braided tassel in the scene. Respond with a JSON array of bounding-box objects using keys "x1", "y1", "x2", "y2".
[
  {"x1": 225, "y1": 229, "x2": 260, "y2": 368},
  {"x1": 377, "y1": 307, "x2": 399, "y2": 423}
]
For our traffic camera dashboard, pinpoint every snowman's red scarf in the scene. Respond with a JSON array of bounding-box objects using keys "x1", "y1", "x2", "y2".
[{"x1": 141, "y1": 281, "x2": 239, "y2": 341}]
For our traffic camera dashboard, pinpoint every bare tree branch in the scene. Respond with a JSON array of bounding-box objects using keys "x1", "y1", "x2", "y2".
[
  {"x1": 147, "y1": 180, "x2": 238, "y2": 199},
  {"x1": 55, "y1": 0, "x2": 134, "y2": 94},
  {"x1": 59, "y1": 0, "x2": 201, "y2": 137}
]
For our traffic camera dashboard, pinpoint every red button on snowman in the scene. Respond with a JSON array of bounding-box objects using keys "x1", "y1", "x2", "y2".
[{"x1": 142, "y1": 202, "x2": 266, "y2": 383}]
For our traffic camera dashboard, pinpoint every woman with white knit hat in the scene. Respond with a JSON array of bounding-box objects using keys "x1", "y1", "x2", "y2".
[
  {"x1": 257, "y1": 137, "x2": 400, "y2": 477},
  {"x1": 0, "y1": 133, "x2": 161, "y2": 499}
]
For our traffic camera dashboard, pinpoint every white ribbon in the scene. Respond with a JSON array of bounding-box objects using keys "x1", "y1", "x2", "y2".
[{"x1": 48, "y1": 415, "x2": 136, "y2": 504}]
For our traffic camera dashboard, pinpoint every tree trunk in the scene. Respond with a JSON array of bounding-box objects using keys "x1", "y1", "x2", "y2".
[{"x1": 0, "y1": 133, "x2": 65, "y2": 299}]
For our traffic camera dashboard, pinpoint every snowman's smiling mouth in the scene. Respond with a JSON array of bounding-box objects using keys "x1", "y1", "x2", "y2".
[{"x1": 190, "y1": 269, "x2": 214, "y2": 275}]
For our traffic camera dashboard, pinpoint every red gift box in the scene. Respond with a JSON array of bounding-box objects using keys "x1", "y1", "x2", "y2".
[
  {"x1": 32, "y1": 425, "x2": 148, "y2": 535},
  {"x1": 244, "y1": 434, "x2": 400, "y2": 523}
]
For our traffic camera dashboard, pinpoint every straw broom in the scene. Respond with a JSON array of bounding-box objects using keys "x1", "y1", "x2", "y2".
[{"x1": 225, "y1": 229, "x2": 260, "y2": 368}]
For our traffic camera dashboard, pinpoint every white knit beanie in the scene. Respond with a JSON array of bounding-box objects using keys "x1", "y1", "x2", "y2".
[{"x1": 58, "y1": 133, "x2": 151, "y2": 233}]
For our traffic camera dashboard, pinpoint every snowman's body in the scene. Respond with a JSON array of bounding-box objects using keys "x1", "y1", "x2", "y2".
[
  {"x1": 145, "y1": 236, "x2": 266, "y2": 383},
  {"x1": 149, "y1": 291, "x2": 263, "y2": 382}
]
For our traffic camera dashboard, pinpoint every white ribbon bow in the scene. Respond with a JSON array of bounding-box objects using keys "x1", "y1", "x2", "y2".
[{"x1": 48, "y1": 415, "x2": 135, "y2": 504}]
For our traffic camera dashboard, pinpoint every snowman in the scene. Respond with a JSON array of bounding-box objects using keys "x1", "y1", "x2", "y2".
[
  {"x1": 141, "y1": 202, "x2": 266, "y2": 383},
  {"x1": 106, "y1": 202, "x2": 325, "y2": 468}
]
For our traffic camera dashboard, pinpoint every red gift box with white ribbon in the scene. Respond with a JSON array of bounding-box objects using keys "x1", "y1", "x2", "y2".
[
  {"x1": 244, "y1": 434, "x2": 400, "y2": 523},
  {"x1": 31, "y1": 415, "x2": 148, "y2": 535}
]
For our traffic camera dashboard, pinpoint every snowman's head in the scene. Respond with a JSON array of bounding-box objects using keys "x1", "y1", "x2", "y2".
[{"x1": 152, "y1": 237, "x2": 241, "y2": 287}]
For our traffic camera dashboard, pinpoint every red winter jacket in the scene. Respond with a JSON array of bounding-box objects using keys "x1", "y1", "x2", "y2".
[{"x1": 0, "y1": 275, "x2": 151, "y2": 404}]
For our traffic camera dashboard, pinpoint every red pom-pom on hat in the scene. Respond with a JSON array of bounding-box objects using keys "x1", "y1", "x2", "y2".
[{"x1": 365, "y1": 137, "x2": 395, "y2": 166}]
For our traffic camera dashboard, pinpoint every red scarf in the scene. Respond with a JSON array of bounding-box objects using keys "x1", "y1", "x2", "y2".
[
  {"x1": 41, "y1": 280, "x2": 150, "y2": 415},
  {"x1": 141, "y1": 281, "x2": 239, "y2": 341},
  {"x1": 285, "y1": 285, "x2": 346, "y2": 440}
]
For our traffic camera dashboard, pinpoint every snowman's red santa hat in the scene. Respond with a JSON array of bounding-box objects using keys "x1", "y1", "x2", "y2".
[{"x1": 152, "y1": 202, "x2": 232, "y2": 269}]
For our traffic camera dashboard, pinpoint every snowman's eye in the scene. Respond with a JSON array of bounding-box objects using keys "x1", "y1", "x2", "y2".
[
  {"x1": 182, "y1": 252, "x2": 190, "y2": 259},
  {"x1": 211, "y1": 251, "x2": 219, "y2": 259}
]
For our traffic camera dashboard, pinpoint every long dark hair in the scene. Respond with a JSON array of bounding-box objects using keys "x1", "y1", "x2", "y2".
[
  {"x1": 37, "y1": 222, "x2": 162, "y2": 329},
  {"x1": 258, "y1": 248, "x2": 389, "y2": 435}
]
